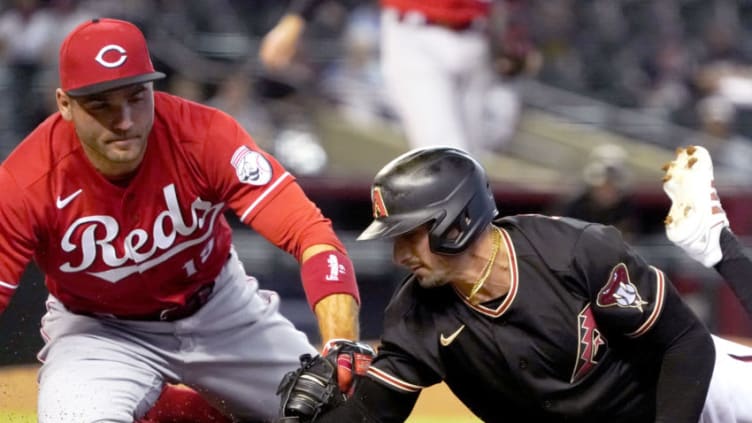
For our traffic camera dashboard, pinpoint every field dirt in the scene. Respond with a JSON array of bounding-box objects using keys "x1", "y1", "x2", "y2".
[
  {"x1": 0, "y1": 364, "x2": 476, "y2": 420},
  {"x1": 6, "y1": 336, "x2": 751, "y2": 420},
  {"x1": 0, "y1": 365, "x2": 37, "y2": 411}
]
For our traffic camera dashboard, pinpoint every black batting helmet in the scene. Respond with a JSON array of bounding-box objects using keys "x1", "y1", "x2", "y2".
[{"x1": 357, "y1": 146, "x2": 498, "y2": 254}]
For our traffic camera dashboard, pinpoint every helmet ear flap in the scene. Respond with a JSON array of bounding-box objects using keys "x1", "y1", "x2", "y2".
[
  {"x1": 430, "y1": 210, "x2": 473, "y2": 254},
  {"x1": 430, "y1": 191, "x2": 496, "y2": 255}
]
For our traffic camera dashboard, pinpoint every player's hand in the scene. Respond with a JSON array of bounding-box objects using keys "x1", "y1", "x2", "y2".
[
  {"x1": 259, "y1": 14, "x2": 306, "y2": 71},
  {"x1": 276, "y1": 340, "x2": 374, "y2": 422},
  {"x1": 321, "y1": 339, "x2": 375, "y2": 396},
  {"x1": 277, "y1": 353, "x2": 341, "y2": 422}
]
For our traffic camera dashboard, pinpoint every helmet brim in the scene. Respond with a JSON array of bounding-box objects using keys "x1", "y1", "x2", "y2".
[
  {"x1": 357, "y1": 219, "x2": 396, "y2": 241},
  {"x1": 357, "y1": 213, "x2": 435, "y2": 241}
]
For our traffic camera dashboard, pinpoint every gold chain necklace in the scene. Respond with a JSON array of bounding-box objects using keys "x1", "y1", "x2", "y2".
[{"x1": 466, "y1": 226, "x2": 502, "y2": 301}]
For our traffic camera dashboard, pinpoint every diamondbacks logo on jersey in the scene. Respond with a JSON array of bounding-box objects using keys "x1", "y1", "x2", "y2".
[
  {"x1": 571, "y1": 304, "x2": 607, "y2": 383},
  {"x1": 596, "y1": 263, "x2": 648, "y2": 312},
  {"x1": 231, "y1": 146, "x2": 272, "y2": 186},
  {"x1": 372, "y1": 186, "x2": 389, "y2": 218}
]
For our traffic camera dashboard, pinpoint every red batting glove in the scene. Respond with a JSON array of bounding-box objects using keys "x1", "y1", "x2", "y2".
[{"x1": 322, "y1": 339, "x2": 375, "y2": 396}]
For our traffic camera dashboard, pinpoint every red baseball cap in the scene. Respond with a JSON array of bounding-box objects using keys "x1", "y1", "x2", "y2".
[{"x1": 59, "y1": 18, "x2": 165, "y2": 96}]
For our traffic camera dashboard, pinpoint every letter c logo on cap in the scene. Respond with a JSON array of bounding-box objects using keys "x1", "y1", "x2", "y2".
[{"x1": 95, "y1": 44, "x2": 127, "y2": 68}]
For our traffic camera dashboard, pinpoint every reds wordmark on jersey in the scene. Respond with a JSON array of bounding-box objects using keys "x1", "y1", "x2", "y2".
[{"x1": 0, "y1": 92, "x2": 303, "y2": 316}]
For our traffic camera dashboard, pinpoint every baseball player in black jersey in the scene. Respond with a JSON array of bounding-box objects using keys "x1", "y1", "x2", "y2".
[{"x1": 277, "y1": 146, "x2": 752, "y2": 423}]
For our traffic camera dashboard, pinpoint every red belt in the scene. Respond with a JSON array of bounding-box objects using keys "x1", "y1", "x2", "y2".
[
  {"x1": 126, "y1": 282, "x2": 215, "y2": 322},
  {"x1": 74, "y1": 253, "x2": 230, "y2": 322},
  {"x1": 76, "y1": 282, "x2": 215, "y2": 322}
]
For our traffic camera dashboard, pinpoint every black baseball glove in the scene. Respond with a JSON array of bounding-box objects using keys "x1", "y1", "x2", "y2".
[{"x1": 277, "y1": 340, "x2": 375, "y2": 423}]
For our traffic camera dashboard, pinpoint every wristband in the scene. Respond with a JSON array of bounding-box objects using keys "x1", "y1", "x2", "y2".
[{"x1": 301, "y1": 249, "x2": 360, "y2": 309}]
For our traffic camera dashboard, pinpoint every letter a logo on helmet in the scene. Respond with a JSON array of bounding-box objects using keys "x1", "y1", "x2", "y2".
[{"x1": 372, "y1": 186, "x2": 389, "y2": 218}]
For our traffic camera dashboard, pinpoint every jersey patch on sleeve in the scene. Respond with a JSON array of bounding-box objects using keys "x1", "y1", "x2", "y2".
[
  {"x1": 626, "y1": 267, "x2": 665, "y2": 338},
  {"x1": 596, "y1": 263, "x2": 648, "y2": 312},
  {"x1": 230, "y1": 146, "x2": 272, "y2": 186}
]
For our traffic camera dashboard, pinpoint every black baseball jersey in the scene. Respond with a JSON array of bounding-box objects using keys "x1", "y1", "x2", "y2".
[{"x1": 364, "y1": 215, "x2": 712, "y2": 422}]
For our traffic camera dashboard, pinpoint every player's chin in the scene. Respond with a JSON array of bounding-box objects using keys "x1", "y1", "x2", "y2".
[
  {"x1": 415, "y1": 274, "x2": 445, "y2": 290},
  {"x1": 105, "y1": 142, "x2": 146, "y2": 162},
  {"x1": 106, "y1": 150, "x2": 142, "y2": 164}
]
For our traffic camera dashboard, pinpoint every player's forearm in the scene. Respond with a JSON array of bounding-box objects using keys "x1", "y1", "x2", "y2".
[
  {"x1": 654, "y1": 321, "x2": 714, "y2": 423},
  {"x1": 273, "y1": 13, "x2": 306, "y2": 40},
  {"x1": 301, "y1": 243, "x2": 361, "y2": 342},
  {"x1": 715, "y1": 228, "x2": 752, "y2": 317},
  {"x1": 314, "y1": 292, "x2": 360, "y2": 342},
  {"x1": 314, "y1": 378, "x2": 417, "y2": 422}
]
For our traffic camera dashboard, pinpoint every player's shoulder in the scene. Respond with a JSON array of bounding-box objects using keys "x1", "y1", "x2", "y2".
[
  {"x1": 153, "y1": 91, "x2": 235, "y2": 140},
  {"x1": 499, "y1": 214, "x2": 616, "y2": 269},
  {"x1": 1, "y1": 113, "x2": 78, "y2": 188},
  {"x1": 499, "y1": 214, "x2": 593, "y2": 242}
]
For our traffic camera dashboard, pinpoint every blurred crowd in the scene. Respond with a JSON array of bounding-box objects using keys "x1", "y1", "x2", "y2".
[
  {"x1": 1, "y1": 0, "x2": 752, "y2": 175},
  {"x1": 530, "y1": 0, "x2": 752, "y2": 178}
]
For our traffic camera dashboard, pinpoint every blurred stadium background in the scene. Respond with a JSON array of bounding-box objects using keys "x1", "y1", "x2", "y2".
[{"x1": 2, "y1": 0, "x2": 752, "y2": 420}]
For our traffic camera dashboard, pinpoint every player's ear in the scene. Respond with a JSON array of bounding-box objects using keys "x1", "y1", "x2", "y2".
[{"x1": 56, "y1": 88, "x2": 73, "y2": 121}]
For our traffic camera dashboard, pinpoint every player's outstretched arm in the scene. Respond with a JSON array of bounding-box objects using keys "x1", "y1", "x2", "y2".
[
  {"x1": 715, "y1": 229, "x2": 752, "y2": 317},
  {"x1": 259, "y1": 0, "x2": 325, "y2": 71},
  {"x1": 662, "y1": 145, "x2": 752, "y2": 317},
  {"x1": 301, "y1": 243, "x2": 360, "y2": 342},
  {"x1": 243, "y1": 179, "x2": 361, "y2": 342},
  {"x1": 259, "y1": 13, "x2": 306, "y2": 71}
]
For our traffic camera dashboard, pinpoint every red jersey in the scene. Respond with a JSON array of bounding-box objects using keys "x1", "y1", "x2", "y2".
[
  {"x1": 0, "y1": 92, "x2": 341, "y2": 317},
  {"x1": 380, "y1": 0, "x2": 490, "y2": 24}
]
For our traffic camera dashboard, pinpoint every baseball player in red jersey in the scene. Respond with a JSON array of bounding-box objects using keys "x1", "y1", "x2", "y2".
[
  {"x1": 261, "y1": 0, "x2": 526, "y2": 154},
  {"x1": 0, "y1": 18, "x2": 361, "y2": 422}
]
